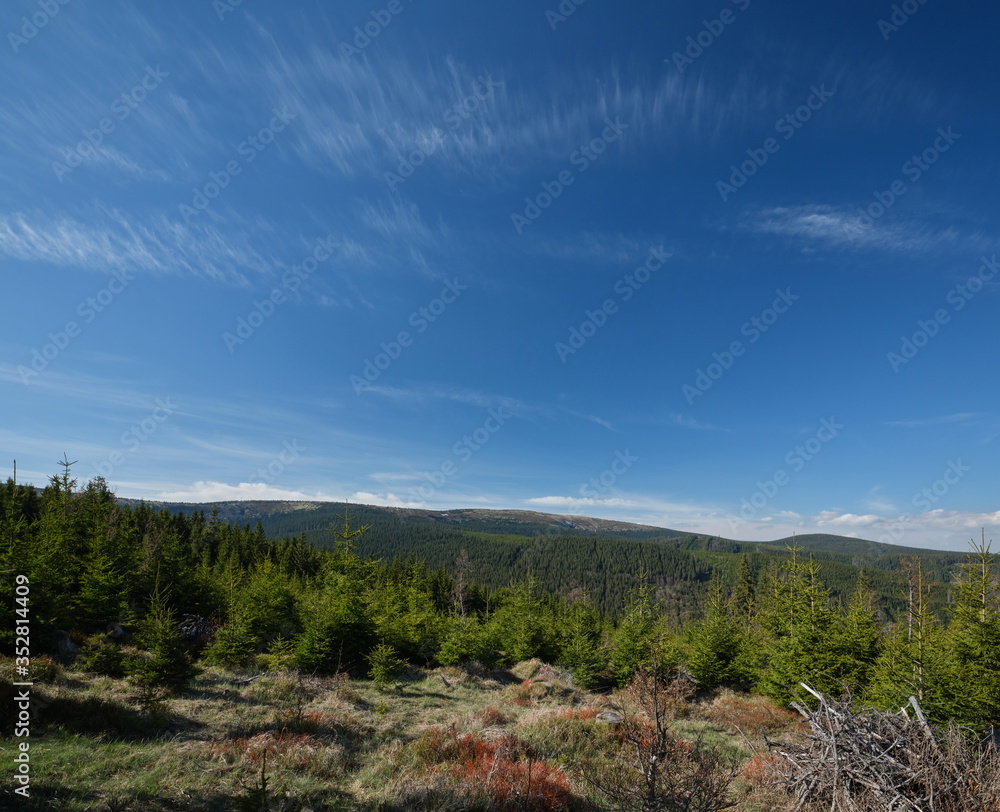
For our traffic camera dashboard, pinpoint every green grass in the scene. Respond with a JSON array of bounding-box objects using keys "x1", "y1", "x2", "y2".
[{"x1": 0, "y1": 656, "x2": 803, "y2": 811}]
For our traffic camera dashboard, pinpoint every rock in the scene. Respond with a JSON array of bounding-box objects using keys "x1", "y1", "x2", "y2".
[
  {"x1": 55, "y1": 630, "x2": 80, "y2": 656},
  {"x1": 597, "y1": 711, "x2": 624, "y2": 724}
]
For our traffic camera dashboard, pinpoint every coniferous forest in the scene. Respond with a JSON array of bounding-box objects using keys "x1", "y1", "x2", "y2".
[{"x1": 4, "y1": 465, "x2": 1000, "y2": 810}]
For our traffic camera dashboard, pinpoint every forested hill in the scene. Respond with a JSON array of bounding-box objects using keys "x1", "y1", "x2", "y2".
[{"x1": 127, "y1": 499, "x2": 965, "y2": 620}]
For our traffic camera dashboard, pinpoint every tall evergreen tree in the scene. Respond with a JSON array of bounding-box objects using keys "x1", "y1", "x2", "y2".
[
  {"x1": 942, "y1": 532, "x2": 1000, "y2": 725},
  {"x1": 755, "y1": 543, "x2": 838, "y2": 704},
  {"x1": 868, "y1": 558, "x2": 950, "y2": 721},
  {"x1": 827, "y1": 573, "x2": 882, "y2": 697},
  {"x1": 687, "y1": 580, "x2": 752, "y2": 689}
]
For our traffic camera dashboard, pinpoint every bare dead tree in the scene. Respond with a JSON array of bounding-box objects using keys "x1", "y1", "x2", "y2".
[{"x1": 583, "y1": 664, "x2": 739, "y2": 812}]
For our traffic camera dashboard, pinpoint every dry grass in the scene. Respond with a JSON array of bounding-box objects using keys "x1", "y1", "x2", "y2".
[{"x1": 0, "y1": 655, "x2": 808, "y2": 811}]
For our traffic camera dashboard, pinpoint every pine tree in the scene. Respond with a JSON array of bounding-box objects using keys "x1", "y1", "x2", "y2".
[
  {"x1": 129, "y1": 584, "x2": 198, "y2": 694},
  {"x1": 687, "y1": 580, "x2": 751, "y2": 689},
  {"x1": 755, "y1": 543, "x2": 838, "y2": 704},
  {"x1": 868, "y1": 558, "x2": 950, "y2": 721},
  {"x1": 0, "y1": 464, "x2": 31, "y2": 647},
  {"x1": 558, "y1": 597, "x2": 605, "y2": 688},
  {"x1": 827, "y1": 573, "x2": 882, "y2": 697},
  {"x1": 610, "y1": 581, "x2": 675, "y2": 686},
  {"x1": 942, "y1": 531, "x2": 1000, "y2": 725},
  {"x1": 436, "y1": 613, "x2": 497, "y2": 666},
  {"x1": 488, "y1": 575, "x2": 552, "y2": 663},
  {"x1": 732, "y1": 555, "x2": 756, "y2": 618}
]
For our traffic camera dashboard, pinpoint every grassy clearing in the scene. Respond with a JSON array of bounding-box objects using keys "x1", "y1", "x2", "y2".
[{"x1": 0, "y1": 657, "x2": 804, "y2": 811}]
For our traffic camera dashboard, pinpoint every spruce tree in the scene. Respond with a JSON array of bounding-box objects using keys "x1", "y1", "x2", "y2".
[
  {"x1": 942, "y1": 532, "x2": 1000, "y2": 725},
  {"x1": 129, "y1": 584, "x2": 198, "y2": 694},
  {"x1": 687, "y1": 580, "x2": 751, "y2": 689},
  {"x1": 558, "y1": 597, "x2": 605, "y2": 688},
  {"x1": 827, "y1": 574, "x2": 882, "y2": 698},
  {"x1": 610, "y1": 581, "x2": 678, "y2": 686},
  {"x1": 755, "y1": 543, "x2": 838, "y2": 704},
  {"x1": 868, "y1": 558, "x2": 950, "y2": 721}
]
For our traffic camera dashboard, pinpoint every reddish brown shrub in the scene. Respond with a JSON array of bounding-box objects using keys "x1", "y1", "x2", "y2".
[
  {"x1": 705, "y1": 693, "x2": 801, "y2": 736},
  {"x1": 555, "y1": 707, "x2": 599, "y2": 722},
  {"x1": 478, "y1": 706, "x2": 509, "y2": 726},
  {"x1": 412, "y1": 725, "x2": 570, "y2": 811}
]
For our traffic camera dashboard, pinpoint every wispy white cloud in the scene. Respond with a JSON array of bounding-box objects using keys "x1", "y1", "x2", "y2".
[
  {"x1": 862, "y1": 486, "x2": 897, "y2": 514},
  {"x1": 347, "y1": 490, "x2": 424, "y2": 508},
  {"x1": 525, "y1": 495, "x2": 643, "y2": 510},
  {"x1": 813, "y1": 511, "x2": 882, "y2": 527},
  {"x1": 669, "y1": 413, "x2": 729, "y2": 431},
  {"x1": 719, "y1": 508, "x2": 1000, "y2": 552},
  {"x1": 359, "y1": 383, "x2": 529, "y2": 416},
  {"x1": 885, "y1": 413, "x2": 984, "y2": 428},
  {"x1": 153, "y1": 481, "x2": 341, "y2": 503},
  {"x1": 0, "y1": 208, "x2": 273, "y2": 285},
  {"x1": 194, "y1": 25, "x2": 759, "y2": 185},
  {"x1": 744, "y1": 204, "x2": 966, "y2": 253}
]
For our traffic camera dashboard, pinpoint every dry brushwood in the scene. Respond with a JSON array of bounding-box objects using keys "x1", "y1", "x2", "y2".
[
  {"x1": 757, "y1": 683, "x2": 1000, "y2": 811},
  {"x1": 584, "y1": 672, "x2": 740, "y2": 812}
]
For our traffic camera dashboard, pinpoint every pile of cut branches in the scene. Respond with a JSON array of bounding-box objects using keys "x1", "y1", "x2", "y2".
[{"x1": 757, "y1": 684, "x2": 1000, "y2": 811}]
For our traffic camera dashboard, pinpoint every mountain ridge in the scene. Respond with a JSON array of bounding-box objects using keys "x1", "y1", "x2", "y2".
[{"x1": 116, "y1": 497, "x2": 957, "y2": 558}]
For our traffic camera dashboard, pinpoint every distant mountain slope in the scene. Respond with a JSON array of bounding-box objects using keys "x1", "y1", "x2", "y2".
[
  {"x1": 115, "y1": 497, "x2": 965, "y2": 620},
  {"x1": 120, "y1": 498, "x2": 958, "y2": 559},
  {"x1": 761, "y1": 533, "x2": 964, "y2": 562}
]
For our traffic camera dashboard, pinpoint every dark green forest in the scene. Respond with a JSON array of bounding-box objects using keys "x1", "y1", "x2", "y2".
[{"x1": 4, "y1": 465, "x2": 1000, "y2": 729}]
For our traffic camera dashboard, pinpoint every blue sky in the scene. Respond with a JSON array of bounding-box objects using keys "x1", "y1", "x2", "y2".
[{"x1": 2, "y1": 0, "x2": 998, "y2": 551}]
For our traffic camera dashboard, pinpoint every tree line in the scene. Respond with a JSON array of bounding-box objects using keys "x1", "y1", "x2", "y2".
[{"x1": 2, "y1": 465, "x2": 998, "y2": 729}]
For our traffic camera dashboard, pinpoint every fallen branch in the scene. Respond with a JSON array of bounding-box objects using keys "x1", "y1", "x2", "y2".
[{"x1": 761, "y1": 685, "x2": 1000, "y2": 811}]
